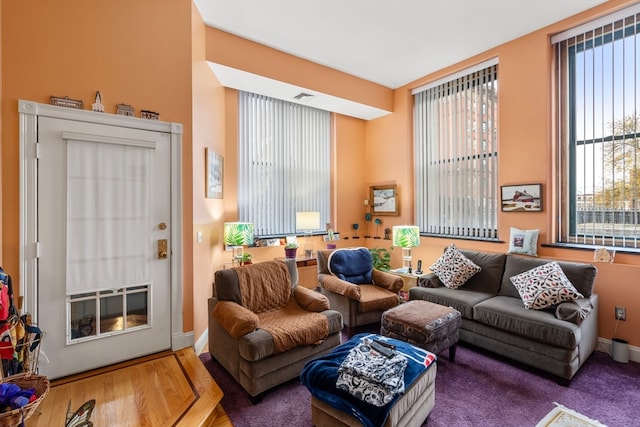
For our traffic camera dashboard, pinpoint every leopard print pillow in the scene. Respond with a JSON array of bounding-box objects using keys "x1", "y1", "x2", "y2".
[
  {"x1": 429, "y1": 244, "x2": 481, "y2": 289},
  {"x1": 510, "y1": 262, "x2": 584, "y2": 309}
]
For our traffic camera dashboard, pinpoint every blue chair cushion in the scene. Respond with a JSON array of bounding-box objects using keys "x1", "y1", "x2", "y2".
[{"x1": 328, "y1": 247, "x2": 373, "y2": 284}]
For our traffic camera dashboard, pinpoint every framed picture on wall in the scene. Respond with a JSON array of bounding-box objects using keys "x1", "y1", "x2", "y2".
[
  {"x1": 206, "y1": 148, "x2": 223, "y2": 199},
  {"x1": 370, "y1": 184, "x2": 399, "y2": 215},
  {"x1": 501, "y1": 183, "x2": 542, "y2": 212}
]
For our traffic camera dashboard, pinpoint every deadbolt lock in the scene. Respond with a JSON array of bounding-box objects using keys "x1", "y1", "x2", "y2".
[{"x1": 158, "y1": 239, "x2": 168, "y2": 259}]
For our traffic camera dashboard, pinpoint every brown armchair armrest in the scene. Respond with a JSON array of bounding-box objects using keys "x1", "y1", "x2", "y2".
[
  {"x1": 320, "y1": 275, "x2": 361, "y2": 300},
  {"x1": 294, "y1": 286, "x2": 330, "y2": 312},
  {"x1": 418, "y1": 273, "x2": 442, "y2": 288},
  {"x1": 372, "y1": 269, "x2": 403, "y2": 293},
  {"x1": 212, "y1": 300, "x2": 259, "y2": 338}
]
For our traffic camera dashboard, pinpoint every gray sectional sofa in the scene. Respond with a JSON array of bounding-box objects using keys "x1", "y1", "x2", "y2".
[{"x1": 409, "y1": 249, "x2": 598, "y2": 383}]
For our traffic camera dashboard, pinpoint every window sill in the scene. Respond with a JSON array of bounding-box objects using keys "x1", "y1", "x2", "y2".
[
  {"x1": 542, "y1": 242, "x2": 640, "y2": 256},
  {"x1": 422, "y1": 233, "x2": 504, "y2": 244}
]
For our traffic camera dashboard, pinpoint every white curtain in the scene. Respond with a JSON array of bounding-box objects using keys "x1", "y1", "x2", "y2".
[{"x1": 66, "y1": 139, "x2": 152, "y2": 294}]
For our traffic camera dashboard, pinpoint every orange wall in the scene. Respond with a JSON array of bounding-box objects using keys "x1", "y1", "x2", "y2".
[
  {"x1": 1, "y1": 0, "x2": 195, "y2": 330},
  {"x1": 191, "y1": 2, "x2": 223, "y2": 339},
  {"x1": 365, "y1": 0, "x2": 640, "y2": 347},
  {"x1": 205, "y1": 27, "x2": 394, "y2": 113},
  {"x1": 3, "y1": 0, "x2": 637, "y2": 351}
]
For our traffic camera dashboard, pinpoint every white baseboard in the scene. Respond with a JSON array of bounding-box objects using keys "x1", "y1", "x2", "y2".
[
  {"x1": 194, "y1": 328, "x2": 209, "y2": 355},
  {"x1": 596, "y1": 337, "x2": 640, "y2": 363},
  {"x1": 172, "y1": 331, "x2": 195, "y2": 351}
]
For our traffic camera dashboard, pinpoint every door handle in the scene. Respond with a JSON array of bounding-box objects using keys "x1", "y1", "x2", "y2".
[{"x1": 158, "y1": 239, "x2": 168, "y2": 259}]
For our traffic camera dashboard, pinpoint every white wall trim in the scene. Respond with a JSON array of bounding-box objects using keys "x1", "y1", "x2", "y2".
[
  {"x1": 596, "y1": 337, "x2": 640, "y2": 363},
  {"x1": 173, "y1": 331, "x2": 195, "y2": 351},
  {"x1": 194, "y1": 328, "x2": 209, "y2": 355}
]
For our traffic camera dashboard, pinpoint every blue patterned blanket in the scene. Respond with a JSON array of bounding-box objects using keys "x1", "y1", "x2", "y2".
[{"x1": 300, "y1": 333, "x2": 436, "y2": 427}]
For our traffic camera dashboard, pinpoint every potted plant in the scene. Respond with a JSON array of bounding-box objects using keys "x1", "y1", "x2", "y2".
[
  {"x1": 240, "y1": 252, "x2": 253, "y2": 265},
  {"x1": 369, "y1": 246, "x2": 393, "y2": 271},
  {"x1": 284, "y1": 243, "x2": 298, "y2": 259}
]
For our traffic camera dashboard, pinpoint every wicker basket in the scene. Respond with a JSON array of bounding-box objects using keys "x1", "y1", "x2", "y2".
[{"x1": 0, "y1": 373, "x2": 49, "y2": 427}]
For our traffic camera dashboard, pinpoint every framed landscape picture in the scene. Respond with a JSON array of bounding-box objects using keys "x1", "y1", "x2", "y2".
[
  {"x1": 501, "y1": 183, "x2": 542, "y2": 212},
  {"x1": 370, "y1": 184, "x2": 399, "y2": 215},
  {"x1": 206, "y1": 148, "x2": 223, "y2": 199}
]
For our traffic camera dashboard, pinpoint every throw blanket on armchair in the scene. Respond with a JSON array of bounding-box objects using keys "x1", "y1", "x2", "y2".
[
  {"x1": 301, "y1": 333, "x2": 436, "y2": 427},
  {"x1": 236, "y1": 262, "x2": 328, "y2": 354}
]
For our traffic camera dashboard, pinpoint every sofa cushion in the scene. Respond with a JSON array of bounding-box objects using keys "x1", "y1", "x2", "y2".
[
  {"x1": 510, "y1": 262, "x2": 584, "y2": 310},
  {"x1": 458, "y1": 250, "x2": 507, "y2": 294},
  {"x1": 328, "y1": 247, "x2": 373, "y2": 284},
  {"x1": 238, "y1": 310, "x2": 343, "y2": 362},
  {"x1": 429, "y1": 244, "x2": 481, "y2": 289},
  {"x1": 473, "y1": 296, "x2": 580, "y2": 349},
  {"x1": 409, "y1": 286, "x2": 494, "y2": 319},
  {"x1": 358, "y1": 284, "x2": 399, "y2": 313},
  {"x1": 500, "y1": 255, "x2": 597, "y2": 298}
]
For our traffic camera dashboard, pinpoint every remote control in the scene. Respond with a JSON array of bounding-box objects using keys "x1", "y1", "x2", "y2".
[{"x1": 370, "y1": 340, "x2": 395, "y2": 358}]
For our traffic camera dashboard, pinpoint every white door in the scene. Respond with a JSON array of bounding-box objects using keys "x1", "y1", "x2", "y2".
[{"x1": 37, "y1": 116, "x2": 172, "y2": 379}]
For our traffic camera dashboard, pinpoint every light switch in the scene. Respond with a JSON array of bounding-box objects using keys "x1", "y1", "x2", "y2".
[{"x1": 197, "y1": 230, "x2": 203, "y2": 243}]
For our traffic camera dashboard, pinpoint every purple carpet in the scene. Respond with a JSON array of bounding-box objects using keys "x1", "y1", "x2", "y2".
[{"x1": 200, "y1": 335, "x2": 640, "y2": 427}]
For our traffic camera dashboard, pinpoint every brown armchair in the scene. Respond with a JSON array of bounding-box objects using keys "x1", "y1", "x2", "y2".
[
  {"x1": 317, "y1": 247, "x2": 402, "y2": 335},
  {"x1": 208, "y1": 260, "x2": 343, "y2": 402}
]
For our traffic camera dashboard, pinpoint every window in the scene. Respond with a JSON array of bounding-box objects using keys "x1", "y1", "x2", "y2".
[
  {"x1": 238, "y1": 91, "x2": 331, "y2": 237},
  {"x1": 554, "y1": 4, "x2": 640, "y2": 248},
  {"x1": 413, "y1": 60, "x2": 499, "y2": 240}
]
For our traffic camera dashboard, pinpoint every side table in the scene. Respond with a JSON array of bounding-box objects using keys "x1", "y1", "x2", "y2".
[{"x1": 388, "y1": 269, "x2": 426, "y2": 292}]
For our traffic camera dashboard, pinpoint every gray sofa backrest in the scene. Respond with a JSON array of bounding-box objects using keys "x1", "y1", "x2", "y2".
[
  {"x1": 499, "y1": 255, "x2": 597, "y2": 298},
  {"x1": 458, "y1": 249, "x2": 507, "y2": 294}
]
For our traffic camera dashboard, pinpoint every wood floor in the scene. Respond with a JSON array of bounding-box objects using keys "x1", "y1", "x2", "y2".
[{"x1": 27, "y1": 348, "x2": 233, "y2": 427}]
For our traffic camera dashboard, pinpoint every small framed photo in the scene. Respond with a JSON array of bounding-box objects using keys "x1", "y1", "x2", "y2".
[
  {"x1": 501, "y1": 184, "x2": 542, "y2": 212},
  {"x1": 206, "y1": 148, "x2": 223, "y2": 199},
  {"x1": 370, "y1": 184, "x2": 399, "y2": 216}
]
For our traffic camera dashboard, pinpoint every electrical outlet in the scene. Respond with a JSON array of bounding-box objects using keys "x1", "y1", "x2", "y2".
[{"x1": 615, "y1": 306, "x2": 626, "y2": 321}]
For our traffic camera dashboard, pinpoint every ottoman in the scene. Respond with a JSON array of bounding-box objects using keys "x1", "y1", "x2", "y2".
[
  {"x1": 381, "y1": 300, "x2": 461, "y2": 361},
  {"x1": 303, "y1": 333, "x2": 437, "y2": 427}
]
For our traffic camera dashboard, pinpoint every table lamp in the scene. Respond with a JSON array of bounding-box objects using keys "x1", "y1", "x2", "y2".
[
  {"x1": 296, "y1": 211, "x2": 320, "y2": 257},
  {"x1": 224, "y1": 222, "x2": 254, "y2": 266},
  {"x1": 392, "y1": 225, "x2": 420, "y2": 273}
]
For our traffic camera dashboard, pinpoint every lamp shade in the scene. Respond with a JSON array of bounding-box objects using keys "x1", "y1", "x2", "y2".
[
  {"x1": 224, "y1": 222, "x2": 254, "y2": 246},
  {"x1": 296, "y1": 211, "x2": 321, "y2": 231},
  {"x1": 392, "y1": 225, "x2": 420, "y2": 248}
]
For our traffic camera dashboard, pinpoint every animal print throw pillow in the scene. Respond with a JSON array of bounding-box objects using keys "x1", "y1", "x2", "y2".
[
  {"x1": 510, "y1": 262, "x2": 584, "y2": 309},
  {"x1": 429, "y1": 244, "x2": 481, "y2": 289}
]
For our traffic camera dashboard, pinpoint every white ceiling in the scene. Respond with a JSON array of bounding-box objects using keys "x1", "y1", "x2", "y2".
[{"x1": 194, "y1": 0, "x2": 606, "y2": 119}]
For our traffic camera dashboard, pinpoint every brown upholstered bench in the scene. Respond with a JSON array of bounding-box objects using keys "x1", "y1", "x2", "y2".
[{"x1": 381, "y1": 300, "x2": 461, "y2": 360}]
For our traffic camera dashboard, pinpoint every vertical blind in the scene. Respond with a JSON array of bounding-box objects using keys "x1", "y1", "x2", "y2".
[
  {"x1": 238, "y1": 91, "x2": 331, "y2": 237},
  {"x1": 553, "y1": 4, "x2": 640, "y2": 248},
  {"x1": 413, "y1": 60, "x2": 498, "y2": 239}
]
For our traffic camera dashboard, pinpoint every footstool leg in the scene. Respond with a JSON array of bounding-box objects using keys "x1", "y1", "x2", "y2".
[{"x1": 449, "y1": 344, "x2": 457, "y2": 362}]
